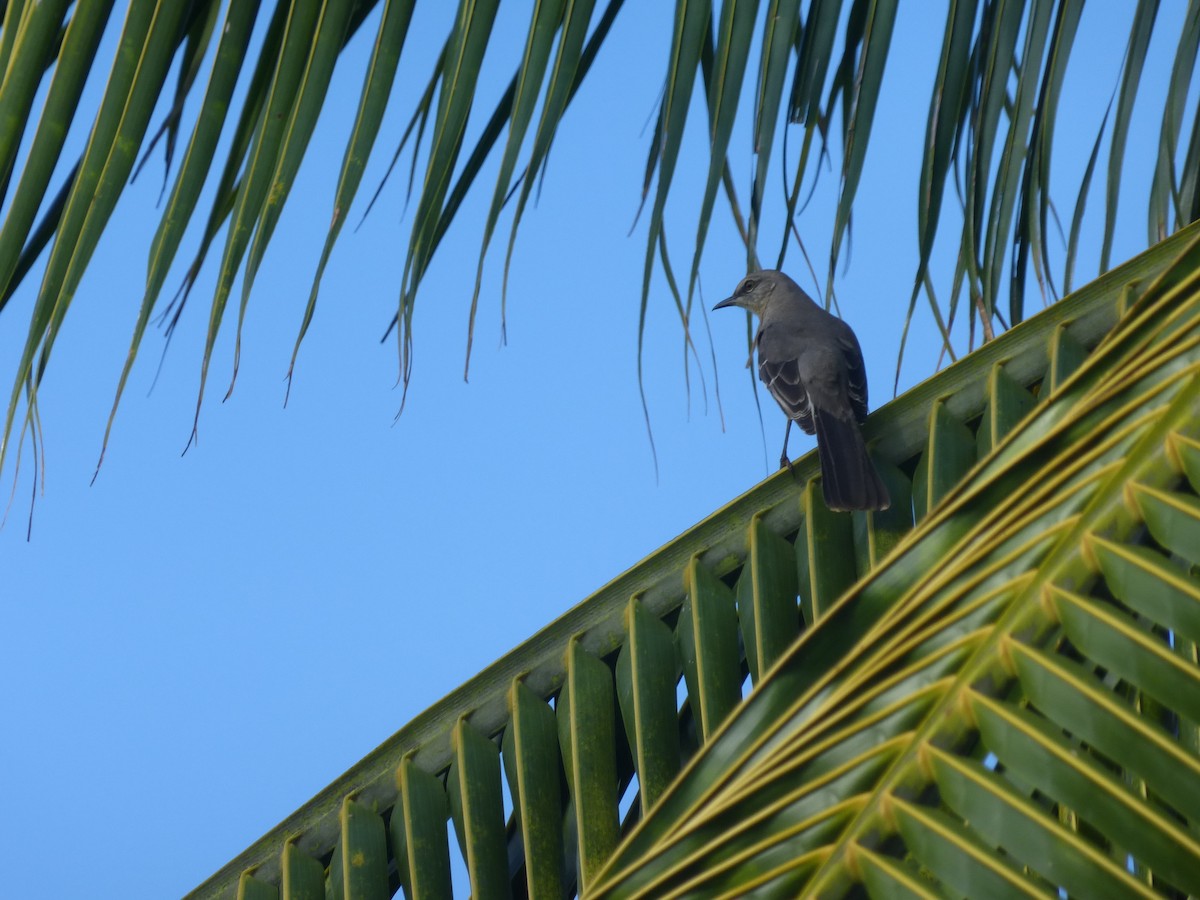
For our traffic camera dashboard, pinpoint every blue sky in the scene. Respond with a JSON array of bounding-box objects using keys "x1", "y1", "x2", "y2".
[{"x1": 0, "y1": 4, "x2": 1187, "y2": 897}]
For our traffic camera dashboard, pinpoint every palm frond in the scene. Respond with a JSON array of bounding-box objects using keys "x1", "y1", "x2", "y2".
[
  {"x1": 592, "y1": 220, "x2": 1200, "y2": 900},
  {"x1": 1, "y1": 3, "x2": 1198, "y2": 479},
  {"x1": 187, "y1": 218, "x2": 1200, "y2": 900}
]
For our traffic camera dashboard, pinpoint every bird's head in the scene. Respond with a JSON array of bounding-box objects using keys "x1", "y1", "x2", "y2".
[{"x1": 713, "y1": 269, "x2": 799, "y2": 317}]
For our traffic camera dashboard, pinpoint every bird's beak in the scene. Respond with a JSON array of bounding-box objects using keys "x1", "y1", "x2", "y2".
[{"x1": 713, "y1": 295, "x2": 738, "y2": 311}]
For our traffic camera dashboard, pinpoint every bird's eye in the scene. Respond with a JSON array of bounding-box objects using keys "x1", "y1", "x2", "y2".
[{"x1": 740, "y1": 279, "x2": 756, "y2": 293}]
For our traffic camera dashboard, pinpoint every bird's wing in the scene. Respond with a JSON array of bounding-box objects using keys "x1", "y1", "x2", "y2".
[
  {"x1": 836, "y1": 325, "x2": 869, "y2": 423},
  {"x1": 757, "y1": 324, "x2": 815, "y2": 433}
]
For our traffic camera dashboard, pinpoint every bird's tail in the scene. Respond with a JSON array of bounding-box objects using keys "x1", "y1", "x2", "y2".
[{"x1": 812, "y1": 409, "x2": 890, "y2": 512}]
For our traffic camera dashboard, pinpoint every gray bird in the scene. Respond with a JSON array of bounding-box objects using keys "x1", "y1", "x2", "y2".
[{"x1": 714, "y1": 270, "x2": 890, "y2": 511}]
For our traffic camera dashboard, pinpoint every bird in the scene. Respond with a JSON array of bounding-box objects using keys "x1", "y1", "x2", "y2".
[{"x1": 714, "y1": 269, "x2": 890, "y2": 511}]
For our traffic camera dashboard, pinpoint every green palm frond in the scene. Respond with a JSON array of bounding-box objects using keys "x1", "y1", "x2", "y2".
[
  {"x1": 1, "y1": 2, "x2": 1199, "y2": 480},
  {"x1": 592, "y1": 221, "x2": 1200, "y2": 900},
  {"x1": 188, "y1": 221, "x2": 1199, "y2": 899}
]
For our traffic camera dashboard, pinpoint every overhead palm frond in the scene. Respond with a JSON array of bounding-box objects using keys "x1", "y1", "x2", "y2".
[
  {"x1": 185, "y1": 221, "x2": 1199, "y2": 899},
  {"x1": 0, "y1": 2, "x2": 1198, "y2": 480}
]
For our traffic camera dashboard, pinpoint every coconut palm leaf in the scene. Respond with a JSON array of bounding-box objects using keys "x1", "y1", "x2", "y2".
[
  {"x1": 186, "y1": 220, "x2": 1200, "y2": 900},
  {"x1": 2, "y1": 2, "x2": 1199, "y2": 481},
  {"x1": 591, "y1": 218, "x2": 1200, "y2": 900}
]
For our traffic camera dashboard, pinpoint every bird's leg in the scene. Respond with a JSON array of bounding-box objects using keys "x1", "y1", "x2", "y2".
[{"x1": 779, "y1": 419, "x2": 793, "y2": 470}]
